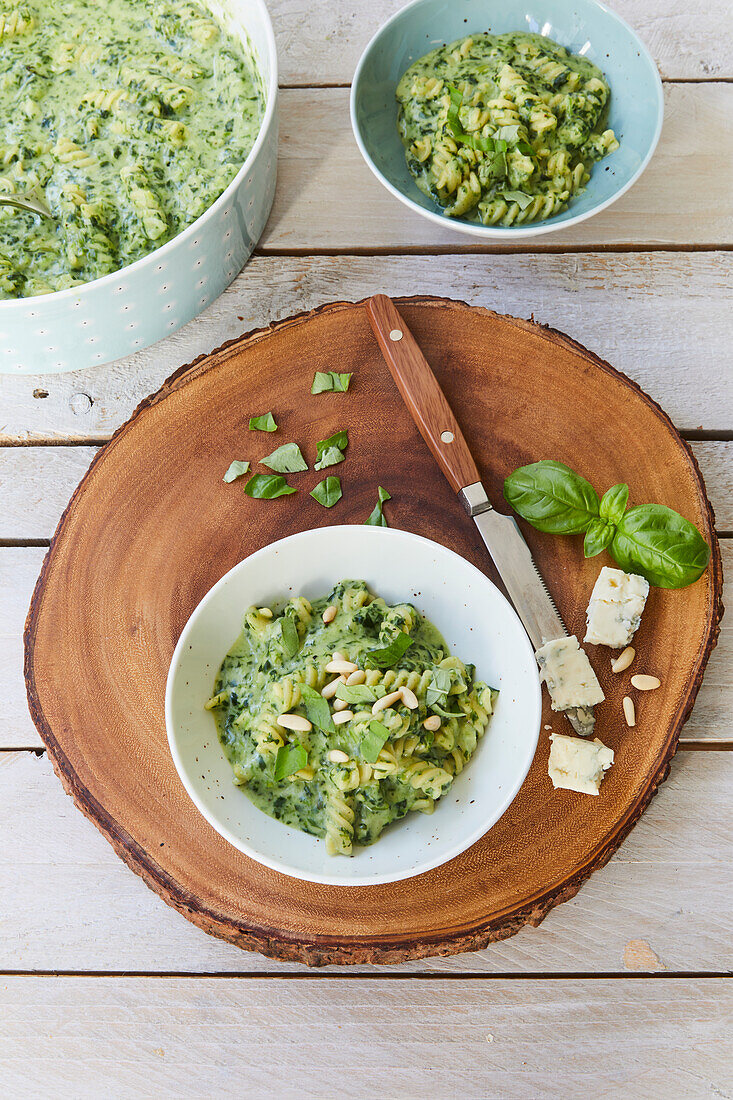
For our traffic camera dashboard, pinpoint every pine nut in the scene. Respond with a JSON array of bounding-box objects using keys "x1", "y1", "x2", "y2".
[
  {"x1": 611, "y1": 646, "x2": 635, "y2": 674},
  {"x1": 631, "y1": 674, "x2": 661, "y2": 691},
  {"x1": 332, "y1": 710, "x2": 354, "y2": 726},
  {"x1": 423, "y1": 715, "x2": 441, "y2": 732},
  {"x1": 622, "y1": 696, "x2": 635, "y2": 727},
  {"x1": 257, "y1": 607, "x2": 273, "y2": 619},
  {"x1": 322, "y1": 604, "x2": 337, "y2": 624},
  {"x1": 328, "y1": 749, "x2": 350, "y2": 762},
  {"x1": 332, "y1": 650, "x2": 348, "y2": 662},
  {"x1": 400, "y1": 686, "x2": 419, "y2": 710},
  {"x1": 276, "y1": 713, "x2": 312, "y2": 732},
  {"x1": 333, "y1": 698, "x2": 349, "y2": 712},
  {"x1": 372, "y1": 690, "x2": 403, "y2": 716},
  {"x1": 345, "y1": 669, "x2": 366, "y2": 686},
  {"x1": 321, "y1": 675, "x2": 345, "y2": 699},
  {"x1": 325, "y1": 659, "x2": 358, "y2": 675}
]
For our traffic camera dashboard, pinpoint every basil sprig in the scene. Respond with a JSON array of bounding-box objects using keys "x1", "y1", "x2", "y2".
[{"x1": 504, "y1": 460, "x2": 711, "y2": 589}]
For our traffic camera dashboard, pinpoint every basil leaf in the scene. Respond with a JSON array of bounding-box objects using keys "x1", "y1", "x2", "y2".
[
  {"x1": 249, "y1": 412, "x2": 277, "y2": 432},
  {"x1": 600, "y1": 482, "x2": 629, "y2": 524},
  {"x1": 503, "y1": 460, "x2": 599, "y2": 533},
  {"x1": 516, "y1": 140, "x2": 534, "y2": 156},
  {"x1": 260, "y1": 442, "x2": 308, "y2": 473},
  {"x1": 274, "y1": 742, "x2": 308, "y2": 781},
  {"x1": 584, "y1": 518, "x2": 615, "y2": 558},
  {"x1": 611, "y1": 504, "x2": 711, "y2": 589},
  {"x1": 501, "y1": 190, "x2": 533, "y2": 210},
  {"x1": 310, "y1": 476, "x2": 342, "y2": 508},
  {"x1": 315, "y1": 430, "x2": 348, "y2": 470},
  {"x1": 222, "y1": 460, "x2": 250, "y2": 483},
  {"x1": 278, "y1": 615, "x2": 300, "y2": 657},
  {"x1": 244, "y1": 473, "x2": 297, "y2": 499},
  {"x1": 361, "y1": 720, "x2": 390, "y2": 764},
  {"x1": 425, "y1": 667, "x2": 452, "y2": 707},
  {"x1": 495, "y1": 124, "x2": 520, "y2": 143},
  {"x1": 432, "y1": 702, "x2": 465, "y2": 719},
  {"x1": 299, "y1": 684, "x2": 335, "y2": 733},
  {"x1": 314, "y1": 446, "x2": 344, "y2": 471},
  {"x1": 365, "y1": 632, "x2": 413, "y2": 669},
  {"x1": 311, "y1": 371, "x2": 352, "y2": 394},
  {"x1": 364, "y1": 485, "x2": 391, "y2": 527},
  {"x1": 334, "y1": 682, "x2": 378, "y2": 705}
]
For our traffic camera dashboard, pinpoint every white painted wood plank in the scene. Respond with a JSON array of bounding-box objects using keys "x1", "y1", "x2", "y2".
[
  {"x1": 262, "y1": 85, "x2": 733, "y2": 250},
  {"x1": 1, "y1": 975, "x2": 730, "y2": 1098},
  {"x1": 1, "y1": 252, "x2": 731, "y2": 442},
  {"x1": 1, "y1": 442, "x2": 729, "y2": 540},
  {"x1": 1, "y1": 541, "x2": 729, "y2": 749},
  {"x1": 270, "y1": 0, "x2": 733, "y2": 84},
  {"x1": 0, "y1": 750, "x2": 730, "y2": 974}
]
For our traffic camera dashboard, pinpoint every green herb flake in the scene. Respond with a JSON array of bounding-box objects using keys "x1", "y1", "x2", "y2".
[
  {"x1": 310, "y1": 476, "x2": 342, "y2": 508},
  {"x1": 334, "y1": 682, "x2": 379, "y2": 705},
  {"x1": 274, "y1": 742, "x2": 308, "y2": 781},
  {"x1": 244, "y1": 473, "x2": 297, "y2": 499},
  {"x1": 311, "y1": 372, "x2": 352, "y2": 394},
  {"x1": 315, "y1": 430, "x2": 349, "y2": 470},
  {"x1": 314, "y1": 446, "x2": 344, "y2": 471},
  {"x1": 364, "y1": 486, "x2": 391, "y2": 527},
  {"x1": 361, "y1": 720, "x2": 390, "y2": 764},
  {"x1": 365, "y1": 631, "x2": 413, "y2": 669},
  {"x1": 300, "y1": 684, "x2": 335, "y2": 733},
  {"x1": 425, "y1": 667, "x2": 453, "y2": 708},
  {"x1": 279, "y1": 615, "x2": 300, "y2": 657},
  {"x1": 248, "y1": 412, "x2": 277, "y2": 432},
  {"x1": 222, "y1": 460, "x2": 250, "y2": 483},
  {"x1": 260, "y1": 442, "x2": 308, "y2": 474},
  {"x1": 501, "y1": 190, "x2": 534, "y2": 210}
]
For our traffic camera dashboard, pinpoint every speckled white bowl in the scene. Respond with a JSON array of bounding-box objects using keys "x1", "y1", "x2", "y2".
[
  {"x1": 166, "y1": 526, "x2": 542, "y2": 886},
  {"x1": 0, "y1": 0, "x2": 278, "y2": 375}
]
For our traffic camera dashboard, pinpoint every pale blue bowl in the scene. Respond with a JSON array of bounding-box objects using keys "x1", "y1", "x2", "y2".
[{"x1": 350, "y1": 0, "x2": 663, "y2": 238}]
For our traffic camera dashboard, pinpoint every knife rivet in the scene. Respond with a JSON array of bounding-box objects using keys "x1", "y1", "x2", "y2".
[
  {"x1": 440, "y1": 430, "x2": 454, "y2": 444},
  {"x1": 389, "y1": 329, "x2": 403, "y2": 341}
]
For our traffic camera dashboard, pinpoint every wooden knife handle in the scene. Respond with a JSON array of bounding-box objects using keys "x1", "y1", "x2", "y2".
[{"x1": 366, "y1": 294, "x2": 481, "y2": 494}]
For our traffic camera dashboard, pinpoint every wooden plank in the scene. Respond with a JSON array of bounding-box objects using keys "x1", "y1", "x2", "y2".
[
  {"x1": 1, "y1": 252, "x2": 731, "y2": 443},
  {"x1": 1, "y1": 975, "x2": 730, "y2": 1098},
  {"x1": 262, "y1": 85, "x2": 733, "y2": 250},
  {"x1": 269, "y1": 0, "x2": 733, "y2": 84},
  {"x1": 0, "y1": 443, "x2": 730, "y2": 539},
  {"x1": 1, "y1": 541, "x2": 730, "y2": 750},
  {"x1": 0, "y1": 750, "x2": 731, "y2": 974}
]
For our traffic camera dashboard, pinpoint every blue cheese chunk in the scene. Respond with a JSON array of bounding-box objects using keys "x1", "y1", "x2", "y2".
[
  {"x1": 548, "y1": 732, "x2": 614, "y2": 795},
  {"x1": 535, "y1": 635, "x2": 605, "y2": 711},
  {"x1": 584, "y1": 566, "x2": 650, "y2": 649}
]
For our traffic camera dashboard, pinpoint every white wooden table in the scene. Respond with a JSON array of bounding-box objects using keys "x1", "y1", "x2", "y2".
[{"x1": 1, "y1": 3, "x2": 732, "y2": 1096}]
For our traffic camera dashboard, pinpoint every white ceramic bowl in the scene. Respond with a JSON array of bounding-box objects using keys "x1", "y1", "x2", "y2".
[
  {"x1": 166, "y1": 525, "x2": 542, "y2": 886},
  {"x1": 0, "y1": 0, "x2": 278, "y2": 375}
]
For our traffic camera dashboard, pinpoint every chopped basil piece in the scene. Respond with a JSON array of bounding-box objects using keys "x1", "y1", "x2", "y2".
[
  {"x1": 361, "y1": 720, "x2": 390, "y2": 764},
  {"x1": 431, "y1": 701, "x2": 465, "y2": 719},
  {"x1": 300, "y1": 684, "x2": 335, "y2": 733},
  {"x1": 334, "y1": 682, "x2": 380, "y2": 705},
  {"x1": 315, "y1": 430, "x2": 349, "y2": 470},
  {"x1": 248, "y1": 412, "x2": 277, "y2": 432},
  {"x1": 279, "y1": 615, "x2": 300, "y2": 657},
  {"x1": 260, "y1": 442, "x2": 308, "y2": 474},
  {"x1": 274, "y1": 742, "x2": 308, "y2": 781},
  {"x1": 425, "y1": 667, "x2": 452, "y2": 707},
  {"x1": 314, "y1": 446, "x2": 344, "y2": 471},
  {"x1": 311, "y1": 371, "x2": 352, "y2": 394},
  {"x1": 310, "y1": 476, "x2": 342, "y2": 508},
  {"x1": 501, "y1": 191, "x2": 534, "y2": 210},
  {"x1": 364, "y1": 632, "x2": 413, "y2": 669},
  {"x1": 364, "y1": 486, "x2": 391, "y2": 527},
  {"x1": 244, "y1": 473, "x2": 297, "y2": 499},
  {"x1": 495, "y1": 124, "x2": 521, "y2": 143},
  {"x1": 222, "y1": 460, "x2": 250, "y2": 483}
]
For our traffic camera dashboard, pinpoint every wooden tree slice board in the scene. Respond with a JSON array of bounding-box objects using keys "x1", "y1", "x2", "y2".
[{"x1": 24, "y1": 297, "x2": 723, "y2": 966}]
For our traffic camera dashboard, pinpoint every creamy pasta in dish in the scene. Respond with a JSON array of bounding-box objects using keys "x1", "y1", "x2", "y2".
[
  {"x1": 0, "y1": 0, "x2": 263, "y2": 298},
  {"x1": 396, "y1": 32, "x2": 618, "y2": 227},
  {"x1": 206, "y1": 580, "x2": 498, "y2": 856}
]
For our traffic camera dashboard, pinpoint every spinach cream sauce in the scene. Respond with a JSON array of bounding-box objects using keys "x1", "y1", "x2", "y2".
[
  {"x1": 0, "y1": 0, "x2": 263, "y2": 297},
  {"x1": 208, "y1": 581, "x2": 498, "y2": 855}
]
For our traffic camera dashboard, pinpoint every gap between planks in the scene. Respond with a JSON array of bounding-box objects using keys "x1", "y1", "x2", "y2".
[{"x1": 0, "y1": 969, "x2": 729, "y2": 979}]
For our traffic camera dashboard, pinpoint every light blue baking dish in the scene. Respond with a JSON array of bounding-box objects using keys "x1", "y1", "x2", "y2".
[
  {"x1": 0, "y1": 0, "x2": 278, "y2": 375},
  {"x1": 350, "y1": 0, "x2": 663, "y2": 239}
]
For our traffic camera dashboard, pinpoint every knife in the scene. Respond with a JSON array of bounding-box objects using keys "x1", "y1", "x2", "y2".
[{"x1": 365, "y1": 294, "x2": 596, "y2": 737}]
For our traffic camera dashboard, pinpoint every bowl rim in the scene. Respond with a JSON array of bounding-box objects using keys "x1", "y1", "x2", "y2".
[
  {"x1": 0, "y1": 0, "x2": 279, "y2": 310},
  {"x1": 165, "y1": 524, "x2": 542, "y2": 886},
  {"x1": 349, "y1": 0, "x2": 664, "y2": 239}
]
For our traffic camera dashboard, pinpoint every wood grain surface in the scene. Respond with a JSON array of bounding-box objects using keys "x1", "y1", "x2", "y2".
[{"x1": 23, "y1": 298, "x2": 723, "y2": 964}]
